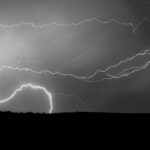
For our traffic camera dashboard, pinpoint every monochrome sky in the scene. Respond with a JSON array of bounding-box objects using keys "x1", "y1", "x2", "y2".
[{"x1": 0, "y1": 0, "x2": 150, "y2": 113}]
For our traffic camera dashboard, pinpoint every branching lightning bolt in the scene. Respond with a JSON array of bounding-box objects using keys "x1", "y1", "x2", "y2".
[
  {"x1": 0, "y1": 17, "x2": 150, "y2": 112},
  {"x1": 86, "y1": 48, "x2": 150, "y2": 81},
  {"x1": 1, "y1": 48, "x2": 150, "y2": 82},
  {"x1": 1, "y1": 47, "x2": 150, "y2": 83}
]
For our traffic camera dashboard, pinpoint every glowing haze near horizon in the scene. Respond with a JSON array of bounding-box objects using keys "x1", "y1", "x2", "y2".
[{"x1": 0, "y1": 0, "x2": 150, "y2": 113}]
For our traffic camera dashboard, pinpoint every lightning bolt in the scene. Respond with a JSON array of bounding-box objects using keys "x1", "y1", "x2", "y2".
[
  {"x1": 0, "y1": 16, "x2": 148, "y2": 79},
  {"x1": 1, "y1": 48, "x2": 150, "y2": 83},
  {"x1": 0, "y1": 17, "x2": 149, "y2": 112},
  {"x1": 86, "y1": 48, "x2": 150, "y2": 81},
  {"x1": 0, "y1": 17, "x2": 149, "y2": 33},
  {"x1": 0, "y1": 83, "x2": 53, "y2": 114},
  {"x1": 86, "y1": 61, "x2": 150, "y2": 82}
]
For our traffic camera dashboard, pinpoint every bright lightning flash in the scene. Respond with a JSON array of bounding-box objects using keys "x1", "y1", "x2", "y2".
[
  {"x1": 0, "y1": 17, "x2": 149, "y2": 113},
  {"x1": 0, "y1": 83, "x2": 53, "y2": 113}
]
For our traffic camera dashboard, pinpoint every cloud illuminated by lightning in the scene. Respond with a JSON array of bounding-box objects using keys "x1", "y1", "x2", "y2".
[
  {"x1": 0, "y1": 83, "x2": 53, "y2": 113},
  {"x1": 0, "y1": 16, "x2": 148, "y2": 81},
  {"x1": 0, "y1": 17, "x2": 150, "y2": 112}
]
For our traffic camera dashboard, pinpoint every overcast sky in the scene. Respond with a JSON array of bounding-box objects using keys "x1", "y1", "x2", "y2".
[{"x1": 0, "y1": 0, "x2": 150, "y2": 113}]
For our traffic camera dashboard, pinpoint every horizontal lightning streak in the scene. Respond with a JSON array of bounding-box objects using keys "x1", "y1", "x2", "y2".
[
  {"x1": 0, "y1": 83, "x2": 53, "y2": 113},
  {"x1": 1, "y1": 48, "x2": 150, "y2": 82},
  {"x1": 87, "y1": 61, "x2": 150, "y2": 82},
  {"x1": 115, "y1": 66, "x2": 141, "y2": 76},
  {"x1": 0, "y1": 16, "x2": 148, "y2": 82},
  {"x1": 86, "y1": 49, "x2": 150, "y2": 81},
  {"x1": 0, "y1": 50, "x2": 149, "y2": 112},
  {"x1": 0, "y1": 17, "x2": 150, "y2": 111},
  {"x1": 111, "y1": 61, "x2": 150, "y2": 78},
  {"x1": 0, "y1": 17, "x2": 149, "y2": 33},
  {"x1": 1, "y1": 48, "x2": 150, "y2": 83}
]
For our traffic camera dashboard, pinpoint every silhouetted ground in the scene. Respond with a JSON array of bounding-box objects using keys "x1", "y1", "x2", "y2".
[
  {"x1": 1, "y1": 111, "x2": 150, "y2": 135},
  {"x1": 1, "y1": 111, "x2": 150, "y2": 121}
]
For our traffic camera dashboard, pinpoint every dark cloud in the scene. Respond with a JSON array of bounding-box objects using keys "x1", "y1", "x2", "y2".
[{"x1": 0, "y1": 0, "x2": 148, "y2": 24}]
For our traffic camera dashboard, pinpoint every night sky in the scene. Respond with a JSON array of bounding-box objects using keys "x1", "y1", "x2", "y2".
[{"x1": 0, "y1": 0, "x2": 150, "y2": 113}]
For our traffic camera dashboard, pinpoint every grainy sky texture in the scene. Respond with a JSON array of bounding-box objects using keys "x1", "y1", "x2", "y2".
[{"x1": 0, "y1": 0, "x2": 150, "y2": 113}]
